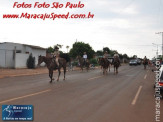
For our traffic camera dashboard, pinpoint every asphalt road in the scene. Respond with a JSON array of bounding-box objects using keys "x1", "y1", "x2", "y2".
[{"x1": 0, "y1": 65, "x2": 162, "y2": 122}]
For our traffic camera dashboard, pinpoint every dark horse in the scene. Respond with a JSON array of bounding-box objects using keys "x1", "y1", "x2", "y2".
[
  {"x1": 143, "y1": 59, "x2": 148, "y2": 69},
  {"x1": 77, "y1": 56, "x2": 90, "y2": 71},
  {"x1": 38, "y1": 55, "x2": 67, "y2": 83},
  {"x1": 112, "y1": 58, "x2": 120, "y2": 74},
  {"x1": 98, "y1": 58, "x2": 110, "y2": 75}
]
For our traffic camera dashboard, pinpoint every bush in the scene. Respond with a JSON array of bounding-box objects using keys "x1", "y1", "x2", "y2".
[
  {"x1": 27, "y1": 54, "x2": 35, "y2": 69},
  {"x1": 90, "y1": 58, "x2": 98, "y2": 65},
  {"x1": 72, "y1": 61, "x2": 78, "y2": 66}
]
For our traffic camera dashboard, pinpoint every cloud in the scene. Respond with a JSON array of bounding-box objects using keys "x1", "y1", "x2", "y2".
[{"x1": 0, "y1": 0, "x2": 163, "y2": 58}]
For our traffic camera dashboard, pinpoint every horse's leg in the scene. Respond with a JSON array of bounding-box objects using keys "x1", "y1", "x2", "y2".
[
  {"x1": 63, "y1": 66, "x2": 66, "y2": 80},
  {"x1": 49, "y1": 69, "x2": 53, "y2": 83},
  {"x1": 103, "y1": 68, "x2": 106, "y2": 75},
  {"x1": 49, "y1": 70, "x2": 51, "y2": 79},
  {"x1": 87, "y1": 65, "x2": 89, "y2": 72},
  {"x1": 116, "y1": 67, "x2": 118, "y2": 74},
  {"x1": 81, "y1": 65, "x2": 83, "y2": 72},
  {"x1": 57, "y1": 68, "x2": 61, "y2": 81},
  {"x1": 109, "y1": 64, "x2": 110, "y2": 72},
  {"x1": 51, "y1": 70, "x2": 54, "y2": 81}
]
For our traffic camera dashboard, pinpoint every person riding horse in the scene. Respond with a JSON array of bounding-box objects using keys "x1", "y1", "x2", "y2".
[
  {"x1": 103, "y1": 51, "x2": 109, "y2": 61},
  {"x1": 83, "y1": 52, "x2": 87, "y2": 66},
  {"x1": 112, "y1": 52, "x2": 120, "y2": 74},
  {"x1": 112, "y1": 52, "x2": 120, "y2": 65},
  {"x1": 143, "y1": 56, "x2": 148, "y2": 69},
  {"x1": 52, "y1": 46, "x2": 60, "y2": 69}
]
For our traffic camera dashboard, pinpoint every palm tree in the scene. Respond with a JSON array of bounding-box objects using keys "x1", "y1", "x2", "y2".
[
  {"x1": 66, "y1": 46, "x2": 69, "y2": 53},
  {"x1": 55, "y1": 44, "x2": 63, "y2": 49}
]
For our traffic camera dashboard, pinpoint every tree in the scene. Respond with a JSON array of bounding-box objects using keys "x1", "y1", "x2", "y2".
[
  {"x1": 123, "y1": 54, "x2": 129, "y2": 59},
  {"x1": 26, "y1": 54, "x2": 35, "y2": 69},
  {"x1": 133, "y1": 55, "x2": 137, "y2": 59},
  {"x1": 103, "y1": 47, "x2": 111, "y2": 54},
  {"x1": 46, "y1": 46, "x2": 54, "y2": 53},
  {"x1": 47, "y1": 44, "x2": 63, "y2": 54},
  {"x1": 55, "y1": 44, "x2": 63, "y2": 49},
  {"x1": 66, "y1": 46, "x2": 70, "y2": 53},
  {"x1": 96, "y1": 50, "x2": 103, "y2": 56},
  {"x1": 69, "y1": 42, "x2": 95, "y2": 59}
]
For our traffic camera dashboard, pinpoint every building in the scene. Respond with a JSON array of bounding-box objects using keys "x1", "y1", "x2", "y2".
[{"x1": 0, "y1": 42, "x2": 46, "y2": 68}]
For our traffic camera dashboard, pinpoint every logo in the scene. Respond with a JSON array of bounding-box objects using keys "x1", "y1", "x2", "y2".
[{"x1": 2, "y1": 105, "x2": 33, "y2": 121}]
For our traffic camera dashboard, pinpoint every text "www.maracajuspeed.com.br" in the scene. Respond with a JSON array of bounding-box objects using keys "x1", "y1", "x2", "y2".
[{"x1": 3, "y1": 12, "x2": 94, "y2": 20}]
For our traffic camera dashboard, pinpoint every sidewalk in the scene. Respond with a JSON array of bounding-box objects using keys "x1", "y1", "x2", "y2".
[
  {"x1": 0, "y1": 66, "x2": 84, "y2": 79},
  {"x1": 0, "y1": 67, "x2": 49, "y2": 79}
]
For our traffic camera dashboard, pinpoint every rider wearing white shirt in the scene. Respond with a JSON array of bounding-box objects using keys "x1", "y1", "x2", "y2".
[{"x1": 83, "y1": 52, "x2": 87, "y2": 65}]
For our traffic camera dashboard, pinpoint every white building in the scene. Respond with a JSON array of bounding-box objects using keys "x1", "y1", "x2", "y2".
[{"x1": 0, "y1": 42, "x2": 46, "y2": 68}]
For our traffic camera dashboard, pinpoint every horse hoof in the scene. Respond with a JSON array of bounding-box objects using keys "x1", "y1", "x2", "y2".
[
  {"x1": 50, "y1": 81, "x2": 52, "y2": 83},
  {"x1": 63, "y1": 79, "x2": 65, "y2": 81}
]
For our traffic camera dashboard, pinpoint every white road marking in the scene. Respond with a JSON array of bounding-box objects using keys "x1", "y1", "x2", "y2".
[
  {"x1": 0, "y1": 89, "x2": 51, "y2": 104},
  {"x1": 144, "y1": 74, "x2": 147, "y2": 79},
  {"x1": 88, "y1": 76, "x2": 103, "y2": 81},
  {"x1": 131, "y1": 86, "x2": 143, "y2": 105}
]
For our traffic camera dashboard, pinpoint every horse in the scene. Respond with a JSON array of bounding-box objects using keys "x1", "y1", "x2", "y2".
[
  {"x1": 98, "y1": 58, "x2": 111, "y2": 75},
  {"x1": 98, "y1": 57, "x2": 111, "y2": 73},
  {"x1": 77, "y1": 56, "x2": 90, "y2": 71},
  {"x1": 143, "y1": 59, "x2": 148, "y2": 69},
  {"x1": 112, "y1": 58, "x2": 120, "y2": 74},
  {"x1": 37, "y1": 55, "x2": 67, "y2": 83}
]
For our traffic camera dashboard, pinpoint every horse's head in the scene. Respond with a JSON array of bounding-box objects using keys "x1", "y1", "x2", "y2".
[
  {"x1": 100, "y1": 58, "x2": 105, "y2": 66},
  {"x1": 38, "y1": 55, "x2": 44, "y2": 66},
  {"x1": 98, "y1": 58, "x2": 102, "y2": 64}
]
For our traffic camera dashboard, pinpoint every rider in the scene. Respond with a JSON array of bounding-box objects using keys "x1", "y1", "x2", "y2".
[
  {"x1": 113, "y1": 52, "x2": 121, "y2": 65},
  {"x1": 144, "y1": 56, "x2": 148, "y2": 65},
  {"x1": 53, "y1": 46, "x2": 60, "y2": 68},
  {"x1": 83, "y1": 52, "x2": 87, "y2": 65},
  {"x1": 103, "y1": 51, "x2": 109, "y2": 61}
]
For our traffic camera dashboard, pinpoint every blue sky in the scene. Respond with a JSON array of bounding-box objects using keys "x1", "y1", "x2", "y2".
[{"x1": 0, "y1": 0, "x2": 163, "y2": 58}]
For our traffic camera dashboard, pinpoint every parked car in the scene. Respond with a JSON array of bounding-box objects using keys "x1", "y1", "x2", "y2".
[
  {"x1": 136, "y1": 59, "x2": 141, "y2": 65},
  {"x1": 129, "y1": 59, "x2": 137, "y2": 66}
]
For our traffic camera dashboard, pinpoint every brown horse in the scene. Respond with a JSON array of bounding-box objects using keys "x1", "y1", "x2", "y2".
[
  {"x1": 37, "y1": 55, "x2": 67, "y2": 83},
  {"x1": 112, "y1": 58, "x2": 120, "y2": 74},
  {"x1": 98, "y1": 58, "x2": 110, "y2": 75},
  {"x1": 77, "y1": 56, "x2": 90, "y2": 71}
]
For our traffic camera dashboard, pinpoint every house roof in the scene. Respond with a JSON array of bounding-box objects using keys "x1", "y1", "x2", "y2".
[{"x1": 0, "y1": 42, "x2": 46, "y2": 50}]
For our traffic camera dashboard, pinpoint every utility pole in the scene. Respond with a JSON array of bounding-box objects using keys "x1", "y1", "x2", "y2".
[
  {"x1": 152, "y1": 43, "x2": 159, "y2": 58},
  {"x1": 156, "y1": 32, "x2": 163, "y2": 60}
]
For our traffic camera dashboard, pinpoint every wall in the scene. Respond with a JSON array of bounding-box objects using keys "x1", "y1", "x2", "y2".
[
  {"x1": 15, "y1": 53, "x2": 29, "y2": 68},
  {"x1": 0, "y1": 49, "x2": 15, "y2": 68},
  {"x1": 0, "y1": 49, "x2": 6, "y2": 67},
  {"x1": 6, "y1": 50, "x2": 15, "y2": 68},
  {"x1": 0, "y1": 42, "x2": 46, "y2": 68}
]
